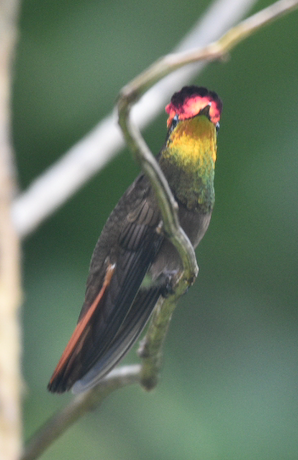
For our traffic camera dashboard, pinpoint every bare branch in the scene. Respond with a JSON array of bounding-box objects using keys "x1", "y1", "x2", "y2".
[
  {"x1": 120, "y1": 0, "x2": 298, "y2": 103},
  {"x1": 21, "y1": 366, "x2": 141, "y2": 460}
]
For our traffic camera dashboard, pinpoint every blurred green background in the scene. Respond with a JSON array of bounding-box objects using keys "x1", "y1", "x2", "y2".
[{"x1": 13, "y1": 0, "x2": 298, "y2": 459}]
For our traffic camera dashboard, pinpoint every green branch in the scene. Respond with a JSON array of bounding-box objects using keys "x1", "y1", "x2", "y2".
[{"x1": 117, "y1": 0, "x2": 298, "y2": 389}]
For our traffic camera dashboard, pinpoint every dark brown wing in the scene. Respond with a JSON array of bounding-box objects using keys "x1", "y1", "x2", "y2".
[
  {"x1": 72, "y1": 285, "x2": 162, "y2": 393},
  {"x1": 48, "y1": 175, "x2": 164, "y2": 393}
]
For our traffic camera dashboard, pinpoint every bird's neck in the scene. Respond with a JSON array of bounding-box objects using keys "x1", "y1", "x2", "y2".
[{"x1": 159, "y1": 116, "x2": 217, "y2": 213}]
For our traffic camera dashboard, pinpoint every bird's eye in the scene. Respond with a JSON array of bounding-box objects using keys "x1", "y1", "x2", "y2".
[
  {"x1": 216, "y1": 122, "x2": 220, "y2": 133},
  {"x1": 171, "y1": 114, "x2": 179, "y2": 129},
  {"x1": 166, "y1": 114, "x2": 180, "y2": 141}
]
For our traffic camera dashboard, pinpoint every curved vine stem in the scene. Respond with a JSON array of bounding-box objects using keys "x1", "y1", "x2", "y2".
[{"x1": 117, "y1": 0, "x2": 298, "y2": 389}]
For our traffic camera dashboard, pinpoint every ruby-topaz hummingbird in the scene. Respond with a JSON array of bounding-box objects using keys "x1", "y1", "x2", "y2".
[{"x1": 48, "y1": 86, "x2": 222, "y2": 394}]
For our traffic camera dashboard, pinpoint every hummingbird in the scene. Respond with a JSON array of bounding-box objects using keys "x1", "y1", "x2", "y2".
[{"x1": 48, "y1": 86, "x2": 222, "y2": 394}]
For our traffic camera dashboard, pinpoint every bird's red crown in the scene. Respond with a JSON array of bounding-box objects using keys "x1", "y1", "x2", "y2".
[{"x1": 166, "y1": 86, "x2": 222, "y2": 128}]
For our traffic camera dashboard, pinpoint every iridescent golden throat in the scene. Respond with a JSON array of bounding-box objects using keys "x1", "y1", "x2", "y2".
[{"x1": 160, "y1": 115, "x2": 217, "y2": 213}]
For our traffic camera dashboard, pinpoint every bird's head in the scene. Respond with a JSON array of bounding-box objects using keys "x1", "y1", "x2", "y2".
[{"x1": 165, "y1": 86, "x2": 222, "y2": 133}]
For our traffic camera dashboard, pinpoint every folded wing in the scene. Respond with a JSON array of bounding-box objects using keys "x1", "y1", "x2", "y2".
[{"x1": 48, "y1": 175, "x2": 164, "y2": 393}]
